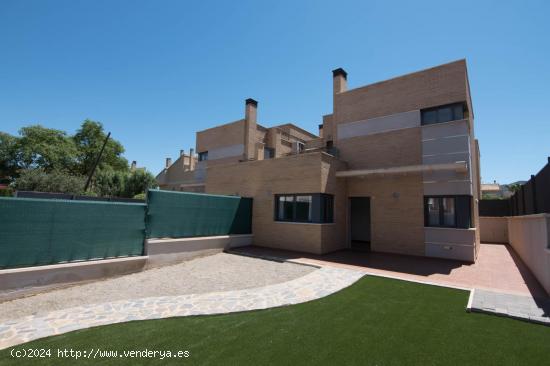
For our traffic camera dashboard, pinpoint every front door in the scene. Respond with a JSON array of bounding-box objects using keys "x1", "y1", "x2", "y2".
[{"x1": 350, "y1": 197, "x2": 371, "y2": 251}]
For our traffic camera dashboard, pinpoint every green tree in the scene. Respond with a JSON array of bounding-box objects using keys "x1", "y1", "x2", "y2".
[
  {"x1": 122, "y1": 169, "x2": 158, "y2": 198},
  {"x1": 508, "y1": 183, "x2": 522, "y2": 193},
  {"x1": 0, "y1": 132, "x2": 18, "y2": 183},
  {"x1": 73, "y1": 120, "x2": 128, "y2": 176},
  {"x1": 93, "y1": 168, "x2": 126, "y2": 197},
  {"x1": 13, "y1": 169, "x2": 86, "y2": 195},
  {"x1": 15, "y1": 125, "x2": 78, "y2": 173}
]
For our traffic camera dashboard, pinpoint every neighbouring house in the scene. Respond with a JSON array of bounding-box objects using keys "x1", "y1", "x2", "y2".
[
  {"x1": 157, "y1": 60, "x2": 481, "y2": 262},
  {"x1": 481, "y1": 181, "x2": 513, "y2": 199}
]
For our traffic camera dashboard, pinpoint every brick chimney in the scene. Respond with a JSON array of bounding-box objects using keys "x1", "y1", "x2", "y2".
[
  {"x1": 332, "y1": 68, "x2": 347, "y2": 95},
  {"x1": 244, "y1": 98, "x2": 258, "y2": 160},
  {"x1": 165, "y1": 157, "x2": 172, "y2": 169}
]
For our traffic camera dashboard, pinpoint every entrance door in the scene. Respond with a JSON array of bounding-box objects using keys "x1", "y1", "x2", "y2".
[{"x1": 350, "y1": 197, "x2": 371, "y2": 251}]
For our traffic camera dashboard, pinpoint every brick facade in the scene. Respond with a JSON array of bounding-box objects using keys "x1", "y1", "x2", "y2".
[{"x1": 156, "y1": 60, "x2": 481, "y2": 261}]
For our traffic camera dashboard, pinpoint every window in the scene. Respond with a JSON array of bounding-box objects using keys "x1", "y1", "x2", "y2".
[
  {"x1": 295, "y1": 196, "x2": 312, "y2": 221},
  {"x1": 421, "y1": 103, "x2": 465, "y2": 125},
  {"x1": 424, "y1": 196, "x2": 472, "y2": 229},
  {"x1": 277, "y1": 195, "x2": 294, "y2": 221},
  {"x1": 275, "y1": 194, "x2": 334, "y2": 223},
  {"x1": 198, "y1": 151, "x2": 208, "y2": 161},
  {"x1": 264, "y1": 147, "x2": 275, "y2": 159}
]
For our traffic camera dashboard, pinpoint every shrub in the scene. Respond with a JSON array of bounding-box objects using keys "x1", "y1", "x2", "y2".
[
  {"x1": 13, "y1": 169, "x2": 86, "y2": 195},
  {"x1": 0, "y1": 187, "x2": 13, "y2": 197},
  {"x1": 123, "y1": 169, "x2": 158, "y2": 198},
  {"x1": 93, "y1": 169, "x2": 126, "y2": 197},
  {"x1": 133, "y1": 192, "x2": 146, "y2": 200}
]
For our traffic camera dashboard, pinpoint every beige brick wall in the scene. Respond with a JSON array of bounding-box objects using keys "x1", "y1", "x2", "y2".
[
  {"x1": 338, "y1": 127, "x2": 422, "y2": 170},
  {"x1": 276, "y1": 124, "x2": 317, "y2": 142},
  {"x1": 158, "y1": 60, "x2": 479, "y2": 260},
  {"x1": 321, "y1": 155, "x2": 348, "y2": 253},
  {"x1": 196, "y1": 119, "x2": 245, "y2": 153},
  {"x1": 333, "y1": 60, "x2": 469, "y2": 131},
  {"x1": 331, "y1": 59, "x2": 473, "y2": 257},
  {"x1": 206, "y1": 152, "x2": 344, "y2": 254},
  {"x1": 347, "y1": 173, "x2": 425, "y2": 256},
  {"x1": 322, "y1": 114, "x2": 334, "y2": 142}
]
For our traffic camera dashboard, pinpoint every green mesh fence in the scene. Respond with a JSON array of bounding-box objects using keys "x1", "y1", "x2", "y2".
[
  {"x1": 146, "y1": 190, "x2": 252, "y2": 238},
  {"x1": 230, "y1": 197, "x2": 253, "y2": 234},
  {"x1": 0, "y1": 197, "x2": 146, "y2": 269}
]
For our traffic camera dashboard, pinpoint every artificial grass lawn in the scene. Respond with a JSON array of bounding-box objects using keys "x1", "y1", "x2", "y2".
[{"x1": 2, "y1": 276, "x2": 550, "y2": 365}]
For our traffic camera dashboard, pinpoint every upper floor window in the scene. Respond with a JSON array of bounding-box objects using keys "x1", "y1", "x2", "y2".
[
  {"x1": 264, "y1": 147, "x2": 275, "y2": 159},
  {"x1": 198, "y1": 151, "x2": 208, "y2": 161},
  {"x1": 275, "y1": 193, "x2": 334, "y2": 223},
  {"x1": 424, "y1": 195, "x2": 472, "y2": 229},
  {"x1": 421, "y1": 103, "x2": 465, "y2": 126}
]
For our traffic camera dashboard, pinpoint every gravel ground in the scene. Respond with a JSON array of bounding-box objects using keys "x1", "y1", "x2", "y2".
[{"x1": 0, "y1": 253, "x2": 315, "y2": 321}]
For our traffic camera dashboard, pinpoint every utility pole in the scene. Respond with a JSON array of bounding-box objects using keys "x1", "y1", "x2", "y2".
[{"x1": 84, "y1": 132, "x2": 111, "y2": 192}]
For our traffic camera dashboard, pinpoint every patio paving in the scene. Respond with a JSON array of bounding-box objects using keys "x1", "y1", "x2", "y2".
[
  {"x1": 229, "y1": 243, "x2": 547, "y2": 297},
  {"x1": 230, "y1": 243, "x2": 550, "y2": 326},
  {"x1": 469, "y1": 289, "x2": 550, "y2": 325},
  {"x1": 0, "y1": 266, "x2": 364, "y2": 350}
]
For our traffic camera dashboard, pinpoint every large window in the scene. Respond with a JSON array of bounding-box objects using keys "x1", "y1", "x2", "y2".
[
  {"x1": 275, "y1": 194, "x2": 334, "y2": 223},
  {"x1": 198, "y1": 151, "x2": 208, "y2": 161},
  {"x1": 424, "y1": 196, "x2": 472, "y2": 229},
  {"x1": 421, "y1": 103, "x2": 465, "y2": 125}
]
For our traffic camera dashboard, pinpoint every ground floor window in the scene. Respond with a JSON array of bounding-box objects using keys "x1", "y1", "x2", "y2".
[
  {"x1": 275, "y1": 193, "x2": 334, "y2": 223},
  {"x1": 424, "y1": 196, "x2": 472, "y2": 229}
]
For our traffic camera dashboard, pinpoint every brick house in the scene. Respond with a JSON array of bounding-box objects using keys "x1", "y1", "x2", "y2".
[{"x1": 156, "y1": 60, "x2": 481, "y2": 262}]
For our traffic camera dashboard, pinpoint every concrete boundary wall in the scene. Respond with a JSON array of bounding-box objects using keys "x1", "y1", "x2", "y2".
[
  {"x1": 0, "y1": 234, "x2": 253, "y2": 292},
  {"x1": 479, "y1": 217, "x2": 509, "y2": 243},
  {"x1": 0, "y1": 256, "x2": 147, "y2": 292},
  {"x1": 146, "y1": 234, "x2": 253, "y2": 267},
  {"x1": 507, "y1": 214, "x2": 550, "y2": 295}
]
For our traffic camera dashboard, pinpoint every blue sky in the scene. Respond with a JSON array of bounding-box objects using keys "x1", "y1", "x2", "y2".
[{"x1": 1, "y1": 0, "x2": 548, "y2": 183}]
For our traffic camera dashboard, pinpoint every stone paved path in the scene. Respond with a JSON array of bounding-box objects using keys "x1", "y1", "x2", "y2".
[
  {"x1": 469, "y1": 289, "x2": 550, "y2": 325},
  {"x1": 0, "y1": 267, "x2": 364, "y2": 350}
]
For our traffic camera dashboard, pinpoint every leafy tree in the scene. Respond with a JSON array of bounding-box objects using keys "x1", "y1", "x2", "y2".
[
  {"x1": 508, "y1": 183, "x2": 522, "y2": 193},
  {"x1": 92, "y1": 168, "x2": 127, "y2": 197},
  {"x1": 2, "y1": 120, "x2": 149, "y2": 197},
  {"x1": 13, "y1": 169, "x2": 86, "y2": 195},
  {"x1": 0, "y1": 132, "x2": 18, "y2": 183},
  {"x1": 88, "y1": 168, "x2": 157, "y2": 198},
  {"x1": 122, "y1": 169, "x2": 157, "y2": 198},
  {"x1": 15, "y1": 125, "x2": 78, "y2": 173},
  {"x1": 73, "y1": 120, "x2": 128, "y2": 176}
]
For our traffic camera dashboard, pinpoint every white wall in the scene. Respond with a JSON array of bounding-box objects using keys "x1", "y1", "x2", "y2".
[
  {"x1": 424, "y1": 227, "x2": 476, "y2": 262},
  {"x1": 508, "y1": 214, "x2": 550, "y2": 295},
  {"x1": 480, "y1": 217, "x2": 509, "y2": 243}
]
